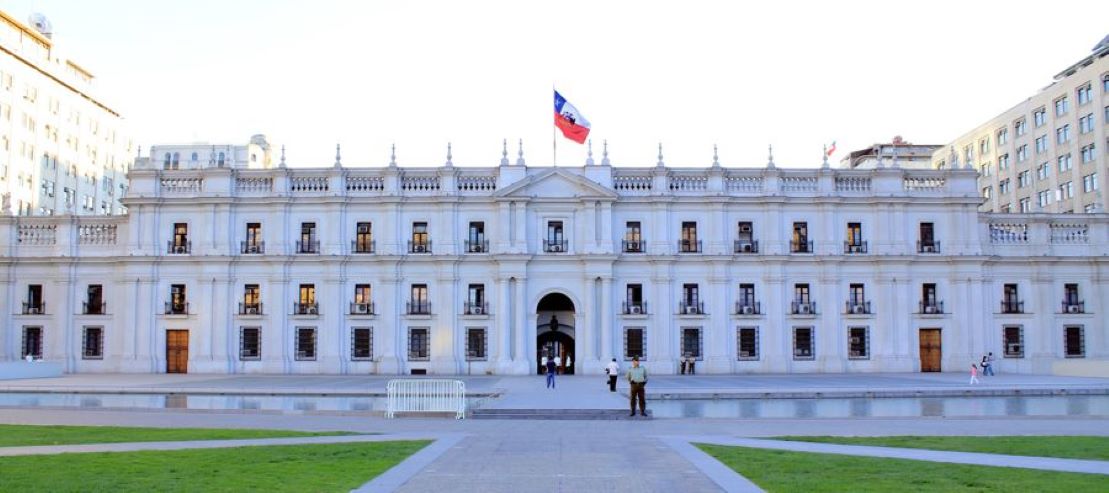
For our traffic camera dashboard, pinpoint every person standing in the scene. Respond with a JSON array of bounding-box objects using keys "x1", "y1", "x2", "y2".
[
  {"x1": 984, "y1": 352, "x2": 996, "y2": 376},
  {"x1": 969, "y1": 363, "x2": 980, "y2": 385},
  {"x1": 626, "y1": 357, "x2": 648, "y2": 416},
  {"x1": 688, "y1": 355, "x2": 696, "y2": 375},
  {"x1": 980, "y1": 354, "x2": 991, "y2": 377},
  {"x1": 545, "y1": 357, "x2": 557, "y2": 389},
  {"x1": 606, "y1": 358, "x2": 620, "y2": 392}
]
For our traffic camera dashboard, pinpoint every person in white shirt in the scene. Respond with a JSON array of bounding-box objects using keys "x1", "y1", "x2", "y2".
[{"x1": 605, "y1": 358, "x2": 620, "y2": 392}]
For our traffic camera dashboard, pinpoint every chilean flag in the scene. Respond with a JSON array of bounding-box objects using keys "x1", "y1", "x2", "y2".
[{"x1": 554, "y1": 90, "x2": 590, "y2": 144}]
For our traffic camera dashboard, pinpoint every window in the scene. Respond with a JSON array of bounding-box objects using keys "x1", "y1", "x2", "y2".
[
  {"x1": 979, "y1": 138, "x2": 989, "y2": 154},
  {"x1": 849, "y1": 283, "x2": 866, "y2": 305},
  {"x1": 736, "y1": 221, "x2": 755, "y2": 253},
  {"x1": 354, "y1": 222, "x2": 373, "y2": 253},
  {"x1": 1104, "y1": 74, "x2": 1109, "y2": 92},
  {"x1": 1063, "y1": 283, "x2": 1080, "y2": 307},
  {"x1": 848, "y1": 327, "x2": 869, "y2": 359},
  {"x1": 82, "y1": 326, "x2": 103, "y2": 359},
  {"x1": 244, "y1": 223, "x2": 262, "y2": 253},
  {"x1": 793, "y1": 327, "x2": 814, "y2": 360},
  {"x1": 352, "y1": 327, "x2": 372, "y2": 360},
  {"x1": 242, "y1": 284, "x2": 261, "y2": 314},
  {"x1": 22, "y1": 284, "x2": 43, "y2": 314},
  {"x1": 1019, "y1": 197, "x2": 1032, "y2": 212},
  {"x1": 217, "y1": 152, "x2": 225, "y2": 166},
  {"x1": 1035, "y1": 135, "x2": 1047, "y2": 153},
  {"x1": 845, "y1": 222, "x2": 863, "y2": 251},
  {"x1": 791, "y1": 222, "x2": 810, "y2": 253},
  {"x1": 1034, "y1": 108, "x2": 1046, "y2": 127},
  {"x1": 22, "y1": 326, "x2": 43, "y2": 359},
  {"x1": 169, "y1": 284, "x2": 187, "y2": 314},
  {"x1": 681, "y1": 327, "x2": 703, "y2": 360},
  {"x1": 409, "y1": 284, "x2": 429, "y2": 314},
  {"x1": 1064, "y1": 326, "x2": 1084, "y2": 358},
  {"x1": 297, "y1": 284, "x2": 316, "y2": 314},
  {"x1": 922, "y1": 283, "x2": 939, "y2": 312},
  {"x1": 295, "y1": 327, "x2": 317, "y2": 360},
  {"x1": 1079, "y1": 114, "x2": 1094, "y2": 134},
  {"x1": 624, "y1": 221, "x2": 643, "y2": 252},
  {"x1": 466, "y1": 328, "x2": 487, "y2": 360},
  {"x1": 996, "y1": 128, "x2": 1007, "y2": 146},
  {"x1": 964, "y1": 145, "x2": 973, "y2": 163},
  {"x1": 980, "y1": 163, "x2": 991, "y2": 177},
  {"x1": 190, "y1": 152, "x2": 199, "y2": 163},
  {"x1": 545, "y1": 221, "x2": 565, "y2": 252},
  {"x1": 1056, "y1": 124, "x2": 1071, "y2": 144},
  {"x1": 1037, "y1": 162, "x2": 1050, "y2": 180},
  {"x1": 918, "y1": 222, "x2": 937, "y2": 252},
  {"x1": 982, "y1": 186, "x2": 992, "y2": 199},
  {"x1": 1003, "y1": 326, "x2": 1023, "y2": 358},
  {"x1": 625, "y1": 284, "x2": 644, "y2": 314},
  {"x1": 1058, "y1": 153, "x2": 1072, "y2": 172},
  {"x1": 737, "y1": 283, "x2": 756, "y2": 313},
  {"x1": 408, "y1": 327, "x2": 430, "y2": 361},
  {"x1": 466, "y1": 284, "x2": 485, "y2": 314},
  {"x1": 999, "y1": 179, "x2": 1010, "y2": 194},
  {"x1": 1018, "y1": 170, "x2": 1031, "y2": 188},
  {"x1": 171, "y1": 223, "x2": 189, "y2": 253},
  {"x1": 1014, "y1": 119, "x2": 1027, "y2": 136},
  {"x1": 299, "y1": 222, "x2": 318, "y2": 253},
  {"x1": 1016, "y1": 145, "x2": 1028, "y2": 162},
  {"x1": 466, "y1": 221, "x2": 485, "y2": 253},
  {"x1": 86, "y1": 284, "x2": 104, "y2": 314},
  {"x1": 679, "y1": 221, "x2": 700, "y2": 252},
  {"x1": 1077, "y1": 84, "x2": 1092, "y2": 105},
  {"x1": 680, "y1": 284, "x2": 701, "y2": 314},
  {"x1": 1081, "y1": 144, "x2": 1096, "y2": 163},
  {"x1": 624, "y1": 327, "x2": 645, "y2": 360},
  {"x1": 353, "y1": 284, "x2": 372, "y2": 314},
  {"x1": 1059, "y1": 181, "x2": 1073, "y2": 200},
  {"x1": 41, "y1": 179, "x2": 55, "y2": 197},
  {"x1": 1054, "y1": 96, "x2": 1069, "y2": 116},
  {"x1": 239, "y1": 327, "x2": 261, "y2": 360},
  {"x1": 1002, "y1": 284, "x2": 1021, "y2": 313},
  {"x1": 737, "y1": 327, "x2": 758, "y2": 360},
  {"x1": 1083, "y1": 173, "x2": 1099, "y2": 193}
]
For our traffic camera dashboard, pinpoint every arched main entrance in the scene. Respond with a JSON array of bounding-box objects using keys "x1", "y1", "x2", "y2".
[{"x1": 536, "y1": 292, "x2": 576, "y2": 375}]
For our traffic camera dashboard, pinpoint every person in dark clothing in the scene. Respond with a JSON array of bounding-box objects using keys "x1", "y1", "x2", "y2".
[{"x1": 545, "y1": 357, "x2": 557, "y2": 389}]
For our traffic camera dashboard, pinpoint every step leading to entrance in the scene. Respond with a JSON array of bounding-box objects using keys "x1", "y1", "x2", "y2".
[{"x1": 471, "y1": 408, "x2": 652, "y2": 420}]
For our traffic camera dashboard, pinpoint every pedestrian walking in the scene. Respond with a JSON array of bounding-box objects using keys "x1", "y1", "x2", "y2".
[
  {"x1": 969, "y1": 363, "x2": 980, "y2": 385},
  {"x1": 980, "y1": 354, "x2": 992, "y2": 377},
  {"x1": 983, "y1": 352, "x2": 996, "y2": 376},
  {"x1": 605, "y1": 358, "x2": 619, "y2": 392},
  {"x1": 626, "y1": 357, "x2": 648, "y2": 416},
  {"x1": 545, "y1": 357, "x2": 557, "y2": 389}
]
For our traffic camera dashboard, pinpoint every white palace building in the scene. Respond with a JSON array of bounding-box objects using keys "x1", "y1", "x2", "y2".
[{"x1": 2, "y1": 139, "x2": 1107, "y2": 376}]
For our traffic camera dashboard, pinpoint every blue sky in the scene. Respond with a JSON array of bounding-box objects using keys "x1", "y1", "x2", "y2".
[{"x1": 5, "y1": 0, "x2": 1108, "y2": 168}]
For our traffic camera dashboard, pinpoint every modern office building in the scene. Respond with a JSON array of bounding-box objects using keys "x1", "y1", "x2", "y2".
[
  {"x1": 2, "y1": 143, "x2": 1105, "y2": 376},
  {"x1": 0, "y1": 10, "x2": 132, "y2": 216},
  {"x1": 932, "y1": 35, "x2": 1108, "y2": 214}
]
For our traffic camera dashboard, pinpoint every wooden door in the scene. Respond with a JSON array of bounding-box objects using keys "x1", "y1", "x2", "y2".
[
  {"x1": 166, "y1": 330, "x2": 189, "y2": 374},
  {"x1": 919, "y1": 329, "x2": 942, "y2": 372}
]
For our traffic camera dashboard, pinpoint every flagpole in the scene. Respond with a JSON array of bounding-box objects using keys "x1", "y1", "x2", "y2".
[{"x1": 552, "y1": 85, "x2": 557, "y2": 167}]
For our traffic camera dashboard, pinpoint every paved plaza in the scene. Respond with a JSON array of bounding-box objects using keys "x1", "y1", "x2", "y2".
[{"x1": 1, "y1": 373, "x2": 1108, "y2": 491}]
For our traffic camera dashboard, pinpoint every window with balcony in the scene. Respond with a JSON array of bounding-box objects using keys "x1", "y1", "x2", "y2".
[
  {"x1": 736, "y1": 284, "x2": 758, "y2": 315},
  {"x1": 352, "y1": 327, "x2": 372, "y2": 360},
  {"x1": 917, "y1": 222, "x2": 939, "y2": 253},
  {"x1": 466, "y1": 284, "x2": 486, "y2": 315},
  {"x1": 791, "y1": 222, "x2": 812, "y2": 253},
  {"x1": 298, "y1": 222, "x2": 318, "y2": 254},
  {"x1": 624, "y1": 327, "x2": 645, "y2": 360},
  {"x1": 847, "y1": 284, "x2": 870, "y2": 314},
  {"x1": 408, "y1": 327, "x2": 430, "y2": 361},
  {"x1": 84, "y1": 284, "x2": 104, "y2": 314},
  {"x1": 1003, "y1": 326, "x2": 1023, "y2": 358},
  {"x1": 681, "y1": 327, "x2": 703, "y2": 360},
  {"x1": 169, "y1": 223, "x2": 189, "y2": 254},
  {"x1": 735, "y1": 221, "x2": 758, "y2": 253},
  {"x1": 1033, "y1": 107, "x2": 1046, "y2": 127},
  {"x1": 407, "y1": 222, "x2": 431, "y2": 253},
  {"x1": 844, "y1": 222, "x2": 866, "y2": 253},
  {"x1": 242, "y1": 222, "x2": 263, "y2": 254},
  {"x1": 22, "y1": 326, "x2": 42, "y2": 360},
  {"x1": 239, "y1": 327, "x2": 260, "y2": 360},
  {"x1": 793, "y1": 327, "x2": 814, "y2": 360},
  {"x1": 167, "y1": 284, "x2": 187, "y2": 314},
  {"x1": 409, "y1": 284, "x2": 430, "y2": 314},
  {"x1": 1064, "y1": 326, "x2": 1084, "y2": 358},
  {"x1": 624, "y1": 284, "x2": 645, "y2": 314},
  {"x1": 544, "y1": 221, "x2": 566, "y2": 252},
  {"x1": 353, "y1": 222, "x2": 374, "y2": 253},
  {"x1": 466, "y1": 328, "x2": 487, "y2": 360},
  {"x1": 679, "y1": 221, "x2": 701, "y2": 253},
  {"x1": 240, "y1": 284, "x2": 261, "y2": 315},
  {"x1": 295, "y1": 284, "x2": 317, "y2": 315},
  {"x1": 680, "y1": 284, "x2": 703, "y2": 315},
  {"x1": 352, "y1": 284, "x2": 373, "y2": 315},
  {"x1": 623, "y1": 221, "x2": 643, "y2": 253},
  {"x1": 921, "y1": 283, "x2": 942, "y2": 314},
  {"x1": 22, "y1": 285, "x2": 43, "y2": 315},
  {"x1": 466, "y1": 221, "x2": 487, "y2": 253},
  {"x1": 82, "y1": 326, "x2": 103, "y2": 359},
  {"x1": 792, "y1": 283, "x2": 815, "y2": 314},
  {"x1": 1001, "y1": 284, "x2": 1023, "y2": 313},
  {"x1": 737, "y1": 327, "x2": 759, "y2": 360},
  {"x1": 848, "y1": 327, "x2": 869, "y2": 359},
  {"x1": 1062, "y1": 284, "x2": 1083, "y2": 313},
  {"x1": 295, "y1": 327, "x2": 317, "y2": 360}
]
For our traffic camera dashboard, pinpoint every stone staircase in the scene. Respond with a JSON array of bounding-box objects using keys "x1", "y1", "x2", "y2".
[{"x1": 471, "y1": 408, "x2": 652, "y2": 420}]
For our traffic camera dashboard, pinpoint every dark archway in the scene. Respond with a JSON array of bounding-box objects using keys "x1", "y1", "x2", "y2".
[{"x1": 536, "y1": 292, "x2": 576, "y2": 374}]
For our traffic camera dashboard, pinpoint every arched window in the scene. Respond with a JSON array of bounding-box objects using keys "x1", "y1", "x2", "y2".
[
  {"x1": 163, "y1": 152, "x2": 171, "y2": 166},
  {"x1": 217, "y1": 152, "x2": 225, "y2": 166},
  {"x1": 172, "y1": 152, "x2": 180, "y2": 165},
  {"x1": 190, "y1": 152, "x2": 198, "y2": 162}
]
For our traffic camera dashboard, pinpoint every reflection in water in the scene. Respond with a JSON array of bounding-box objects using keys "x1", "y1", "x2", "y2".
[
  {"x1": 0, "y1": 393, "x2": 485, "y2": 414},
  {"x1": 794, "y1": 400, "x2": 816, "y2": 418},
  {"x1": 920, "y1": 399, "x2": 944, "y2": 417},
  {"x1": 648, "y1": 395, "x2": 1109, "y2": 419},
  {"x1": 79, "y1": 397, "x2": 102, "y2": 408},
  {"x1": 165, "y1": 394, "x2": 187, "y2": 409},
  {"x1": 1005, "y1": 397, "x2": 1028, "y2": 416},
  {"x1": 1067, "y1": 397, "x2": 1089, "y2": 416},
  {"x1": 849, "y1": 399, "x2": 870, "y2": 417}
]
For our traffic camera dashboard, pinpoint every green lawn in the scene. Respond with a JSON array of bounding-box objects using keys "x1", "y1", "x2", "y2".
[
  {"x1": 698, "y1": 444, "x2": 1107, "y2": 493},
  {"x1": 0, "y1": 440, "x2": 429, "y2": 493},
  {"x1": 0, "y1": 424, "x2": 356, "y2": 447},
  {"x1": 774, "y1": 435, "x2": 1109, "y2": 461}
]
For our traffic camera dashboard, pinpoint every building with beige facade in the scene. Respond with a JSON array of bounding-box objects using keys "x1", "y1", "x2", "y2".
[
  {"x1": 840, "y1": 136, "x2": 940, "y2": 170},
  {"x1": 933, "y1": 35, "x2": 1108, "y2": 214},
  {"x1": 0, "y1": 10, "x2": 132, "y2": 217}
]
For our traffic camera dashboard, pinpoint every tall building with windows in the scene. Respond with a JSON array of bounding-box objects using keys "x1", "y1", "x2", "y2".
[
  {"x1": 2, "y1": 143, "x2": 1105, "y2": 376},
  {"x1": 0, "y1": 10, "x2": 132, "y2": 216},
  {"x1": 933, "y1": 35, "x2": 1108, "y2": 214}
]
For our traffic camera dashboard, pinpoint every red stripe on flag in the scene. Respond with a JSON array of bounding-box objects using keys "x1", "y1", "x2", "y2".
[{"x1": 554, "y1": 111, "x2": 589, "y2": 144}]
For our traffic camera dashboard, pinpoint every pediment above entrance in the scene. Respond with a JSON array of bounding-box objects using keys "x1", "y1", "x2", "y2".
[{"x1": 494, "y1": 169, "x2": 617, "y2": 200}]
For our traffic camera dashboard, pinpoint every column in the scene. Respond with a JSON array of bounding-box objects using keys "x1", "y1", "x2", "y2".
[
  {"x1": 513, "y1": 278, "x2": 527, "y2": 373},
  {"x1": 495, "y1": 276, "x2": 512, "y2": 371},
  {"x1": 707, "y1": 272, "x2": 730, "y2": 372},
  {"x1": 377, "y1": 276, "x2": 400, "y2": 374},
  {"x1": 600, "y1": 277, "x2": 613, "y2": 364}
]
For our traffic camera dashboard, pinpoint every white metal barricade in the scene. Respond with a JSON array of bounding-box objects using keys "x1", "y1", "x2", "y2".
[{"x1": 385, "y1": 379, "x2": 466, "y2": 419}]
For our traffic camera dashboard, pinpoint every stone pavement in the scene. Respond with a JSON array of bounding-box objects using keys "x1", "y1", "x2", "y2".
[{"x1": 0, "y1": 432, "x2": 446, "y2": 457}]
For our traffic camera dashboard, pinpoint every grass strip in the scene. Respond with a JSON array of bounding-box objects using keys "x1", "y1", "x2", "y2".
[
  {"x1": 697, "y1": 444, "x2": 1106, "y2": 493},
  {"x1": 0, "y1": 424, "x2": 357, "y2": 447},
  {"x1": 774, "y1": 435, "x2": 1109, "y2": 461},
  {"x1": 0, "y1": 440, "x2": 429, "y2": 493}
]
